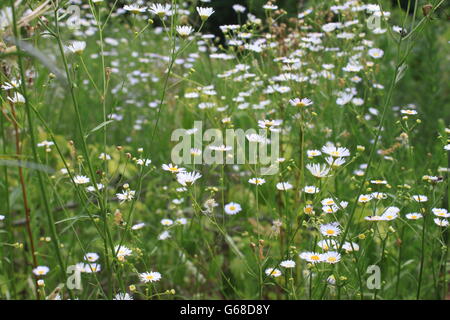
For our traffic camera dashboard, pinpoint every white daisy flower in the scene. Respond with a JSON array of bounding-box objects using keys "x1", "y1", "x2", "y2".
[
  {"x1": 289, "y1": 97, "x2": 313, "y2": 107},
  {"x1": 224, "y1": 202, "x2": 242, "y2": 215},
  {"x1": 432, "y1": 208, "x2": 449, "y2": 218},
  {"x1": 434, "y1": 218, "x2": 448, "y2": 227},
  {"x1": 412, "y1": 195, "x2": 428, "y2": 202},
  {"x1": 322, "y1": 251, "x2": 341, "y2": 264},
  {"x1": 299, "y1": 251, "x2": 324, "y2": 263},
  {"x1": 149, "y1": 3, "x2": 172, "y2": 17},
  {"x1": 276, "y1": 182, "x2": 293, "y2": 191},
  {"x1": 158, "y1": 231, "x2": 171, "y2": 240},
  {"x1": 84, "y1": 263, "x2": 101, "y2": 273},
  {"x1": 139, "y1": 271, "x2": 162, "y2": 283},
  {"x1": 317, "y1": 239, "x2": 338, "y2": 251},
  {"x1": 114, "y1": 293, "x2": 133, "y2": 300},
  {"x1": 73, "y1": 175, "x2": 90, "y2": 184},
  {"x1": 84, "y1": 252, "x2": 99, "y2": 262},
  {"x1": 320, "y1": 223, "x2": 341, "y2": 237},
  {"x1": 161, "y1": 219, "x2": 174, "y2": 226},
  {"x1": 321, "y1": 143, "x2": 350, "y2": 157},
  {"x1": 132, "y1": 222, "x2": 146, "y2": 230},
  {"x1": 306, "y1": 163, "x2": 330, "y2": 178},
  {"x1": 123, "y1": 4, "x2": 147, "y2": 14},
  {"x1": 162, "y1": 163, "x2": 186, "y2": 173},
  {"x1": 115, "y1": 245, "x2": 132, "y2": 261},
  {"x1": 406, "y1": 213, "x2": 423, "y2": 220},
  {"x1": 342, "y1": 242, "x2": 360, "y2": 252},
  {"x1": 176, "y1": 25, "x2": 194, "y2": 37},
  {"x1": 67, "y1": 41, "x2": 86, "y2": 54},
  {"x1": 176, "y1": 171, "x2": 202, "y2": 186},
  {"x1": 116, "y1": 189, "x2": 136, "y2": 203},
  {"x1": 265, "y1": 268, "x2": 282, "y2": 277},
  {"x1": 280, "y1": 260, "x2": 296, "y2": 268},
  {"x1": 33, "y1": 266, "x2": 50, "y2": 276},
  {"x1": 368, "y1": 48, "x2": 384, "y2": 59},
  {"x1": 248, "y1": 177, "x2": 266, "y2": 185},
  {"x1": 304, "y1": 186, "x2": 320, "y2": 194},
  {"x1": 196, "y1": 7, "x2": 214, "y2": 20}
]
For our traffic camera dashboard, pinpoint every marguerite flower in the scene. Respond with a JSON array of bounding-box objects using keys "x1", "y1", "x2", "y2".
[
  {"x1": 67, "y1": 41, "x2": 86, "y2": 54},
  {"x1": 289, "y1": 97, "x2": 313, "y2": 107},
  {"x1": 358, "y1": 194, "x2": 372, "y2": 203},
  {"x1": 8, "y1": 92, "x2": 25, "y2": 104},
  {"x1": 84, "y1": 263, "x2": 101, "y2": 273},
  {"x1": 280, "y1": 260, "x2": 296, "y2": 268},
  {"x1": 1, "y1": 79, "x2": 21, "y2": 90},
  {"x1": 33, "y1": 266, "x2": 50, "y2": 276},
  {"x1": 162, "y1": 163, "x2": 186, "y2": 173},
  {"x1": 299, "y1": 252, "x2": 324, "y2": 263},
  {"x1": 265, "y1": 268, "x2": 282, "y2": 277},
  {"x1": 176, "y1": 25, "x2": 194, "y2": 37},
  {"x1": 406, "y1": 213, "x2": 423, "y2": 220},
  {"x1": 176, "y1": 171, "x2": 202, "y2": 186},
  {"x1": 432, "y1": 208, "x2": 449, "y2": 218},
  {"x1": 248, "y1": 177, "x2": 266, "y2": 185},
  {"x1": 132, "y1": 222, "x2": 146, "y2": 230},
  {"x1": 320, "y1": 223, "x2": 341, "y2": 237},
  {"x1": 116, "y1": 189, "x2": 136, "y2": 203},
  {"x1": 123, "y1": 4, "x2": 147, "y2": 14},
  {"x1": 342, "y1": 242, "x2": 359, "y2": 252},
  {"x1": 321, "y1": 143, "x2": 350, "y2": 157},
  {"x1": 84, "y1": 252, "x2": 99, "y2": 262},
  {"x1": 115, "y1": 245, "x2": 132, "y2": 261},
  {"x1": 158, "y1": 230, "x2": 171, "y2": 240},
  {"x1": 73, "y1": 175, "x2": 90, "y2": 184},
  {"x1": 196, "y1": 7, "x2": 214, "y2": 20},
  {"x1": 368, "y1": 48, "x2": 384, "y2": 59},
  {"x1": 306, "y1": 163, "x2": 330, "y2": 178},
  {"x1": 276, "y1": 182, "x2": 293, "y2": 190},
  {"x1": 322, "y1": 251, "x2": 341, "y2": 264},
  {"x1": 224, "y1": 202, "x2": 242, "y2": 215},
  {"x1": 114, "y1": 293, "x2": 133, "y2": 300},
  {"x1": 307, "y1": 150, "x2": 322, "y2": 158},
  {"x1": 401, "y1": 109, "x2": 418, "y2": 115},
  {"x1": 304, "y1": 186, "x2": 320, "y2": 194},
  {"x1": 434, "y1": 218, "x2": 448, "y2": 227},
  {"x1": 149, "y1": 3, "x2": 171, "y2": 17},
  {"x1": 161, "y1": 219, "x2": 174, "y2": 226},
  {"x1": 136, "y1": 158, "x2": 152, "y2": 166},
  {"x1": 139, "y1": 271, "x2": 162, "y2": 283},
  {"x1": 317, "y1": 239, "x2": 338, "y2": 251},
  {"x1": 412, "y1": 195, "x2": 428, "y2": 202}
]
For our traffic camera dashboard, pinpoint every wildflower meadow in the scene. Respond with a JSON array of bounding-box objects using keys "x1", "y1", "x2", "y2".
[{"x1": 0, "y1": 0, "x2": 449, "y2": 302}]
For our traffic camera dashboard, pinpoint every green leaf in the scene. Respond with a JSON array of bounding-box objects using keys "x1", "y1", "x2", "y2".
[{"x1": 85, "y1": 120, "x2": 114, "y2": 138}]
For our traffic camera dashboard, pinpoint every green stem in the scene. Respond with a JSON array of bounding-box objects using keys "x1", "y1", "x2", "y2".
[{"x1": 10, "y1": 0, "x2": 71, "y2": 298}]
